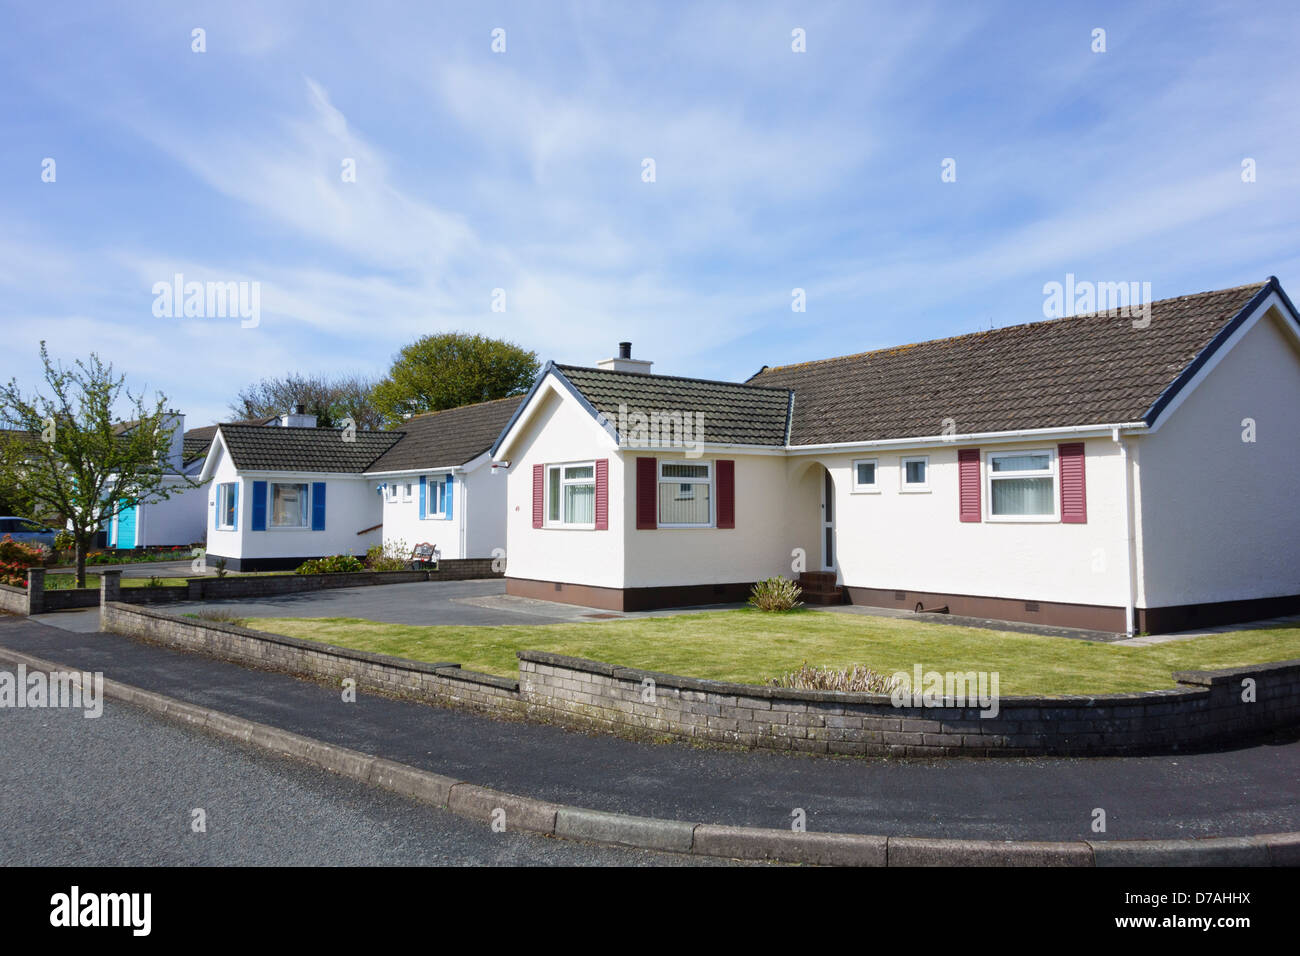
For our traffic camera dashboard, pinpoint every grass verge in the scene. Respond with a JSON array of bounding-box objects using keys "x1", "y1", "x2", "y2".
[{"x1": 249, "y1": 608, "x2": 1300, "y2": 695}]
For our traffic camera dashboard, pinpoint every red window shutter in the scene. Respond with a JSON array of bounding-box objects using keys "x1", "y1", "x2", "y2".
[
  {"x1": 636, "y1": 457, "x2": 657, "y2": 530},
  {"x1": 716, "y1": 459, "x2": 735, "y2": 528},
  {"x1": 532, "y1": 464, "x2": 544, "y2": 529},
  {"x1": 594, "y1": 459, "x2": 609, "y2": 530},
  {"x1": 1059, "y1": 442, "x2": 1087, "y2": 523},
  {"x1": 958, "y1": 448, "x2": 981, "y2": 522}
]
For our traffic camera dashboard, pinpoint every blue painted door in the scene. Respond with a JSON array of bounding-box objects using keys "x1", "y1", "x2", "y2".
[{"x1": 116, "y1": 500, "x2": 137, "y2": 549}]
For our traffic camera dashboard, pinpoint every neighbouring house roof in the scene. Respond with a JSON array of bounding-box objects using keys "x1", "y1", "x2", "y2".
[
  {"x1": 216, "y1": 424, "x2": 404, "y2": 473},
  {"x1": 747, "y1": 280, "x2": 1279, "y2": 445},
  {"x1": 552, "y1": 364, "x2": 792, "y2": 446},
  {"x1": 183, "y1": 417, "x2": 277, "y2": 466},
  {"x1": 364, "y1": 396, "x2": 524, "y2": 473}
]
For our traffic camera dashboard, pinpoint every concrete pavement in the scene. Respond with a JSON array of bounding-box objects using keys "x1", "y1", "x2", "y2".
[{"x1": 2, "y1": 614, "x2": 1296, "y2": 842}]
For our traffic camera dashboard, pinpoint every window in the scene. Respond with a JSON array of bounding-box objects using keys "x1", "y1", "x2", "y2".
[
  {"x1": 217, "y1": 482, "x2": 238, "y2": 529},
  {"x1": 659, "y1": 461, "x2": 711, "y2": 526},
  {"x1": 546, "y1": 463, "x2": 596, "y2": 527},
  {"x1": 426, "y1": 477, "x2": 445, "y2": 516},
  {"x1": 851, "y1": 459, "x2": 878, "y2": 493},
  {"x1": 386, "y1": 483, "x2": 398, "y2": 502},
  {"x1": 900, "y1": 456, "x2": 929, "y2": 491},
  {"x1": 270, "y1": 482, "x2": 310, "y2": 528},
  {"x1": 988, "y1": 450, "x2": 1056, "y2": 519},
  {"x1": 402, "y1": 482, "x2": 413, "y2": 502}
]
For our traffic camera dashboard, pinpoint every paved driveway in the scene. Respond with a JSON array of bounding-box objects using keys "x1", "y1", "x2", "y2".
[{"x1": 169, "y1": 578, "x2": 741, "y2": 626}]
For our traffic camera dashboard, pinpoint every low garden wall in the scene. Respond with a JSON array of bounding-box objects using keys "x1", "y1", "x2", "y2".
[
  {"x1": 0, "y1": 559, "x2": 503, "y2": 616},
  {"x1": 100, "y1": 602, "x2": 1300, "y2": 757},
  {"x1": 0, "y1": 583, "x2": 28, "y2": 615},
  {"x1": 101, "y1": 602, "x2": 520, "y2": 717}
]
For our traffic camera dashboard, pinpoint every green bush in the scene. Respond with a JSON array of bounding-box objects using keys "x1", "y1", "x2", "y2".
[
  {"x1": 364, "y1": 539, "x2": 410, "y2": 572},
  {"x1": 747, "y1": 575, "x2": 804, "y2": 612},
  {"x1": 295, "y1": 554, "x2": 365, "y2": 575},
  {"x1": 54, "y1": 530, "x2": 75, "y2": 552}
]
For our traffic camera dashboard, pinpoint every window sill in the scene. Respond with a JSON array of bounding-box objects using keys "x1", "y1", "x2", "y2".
[
  {"x1": 985, "y1": 515, "x2": 1059, "y2": 523},
  {"x1": 850, "y1": 487, "x2": 881, "y2": 495},
  {"x1": 898, "y1": 487, "x2": 931, "y2": 494}
]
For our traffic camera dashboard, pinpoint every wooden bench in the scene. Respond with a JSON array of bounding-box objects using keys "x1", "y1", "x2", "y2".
[{"x1": 409, "y1": 542, "x2": 439, "y2": 570}]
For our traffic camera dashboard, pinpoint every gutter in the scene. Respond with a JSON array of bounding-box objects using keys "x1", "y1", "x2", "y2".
[
  {"x1": 1112, "y1": 427, "x2": 1137, "y2": 637},
  {"x1": 786, "y1": 421, "x2": 1150, "y2": 455}
]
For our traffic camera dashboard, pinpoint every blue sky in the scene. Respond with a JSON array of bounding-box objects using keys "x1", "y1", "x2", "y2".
[{"x1": 2, "y1": 0, "x2": 1297, "y2": 426}]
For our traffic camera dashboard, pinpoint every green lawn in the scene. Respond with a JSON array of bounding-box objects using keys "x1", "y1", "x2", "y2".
[
  {"x1": 45, "y1": 574, "x2": 192, "y2": 589},
  {"x1": 249, "y1": 609, "x2": 1300, "y2": 696}
]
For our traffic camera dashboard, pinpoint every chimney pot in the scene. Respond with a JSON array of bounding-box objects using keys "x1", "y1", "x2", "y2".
[{"x1": 618, "y1": 341, "x2": 632, "y2": 359}]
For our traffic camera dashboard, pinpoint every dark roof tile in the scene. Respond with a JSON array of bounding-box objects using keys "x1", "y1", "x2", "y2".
[
  {"x1": 555, "y1": 365, "x2": 791, "y2": 446},
  {"x1": 365, "y1": 397, "x2": 523, "y2": 472},
  {"x1": 217, "y1": 425, "x2": 403, "y2": 473},
  {"x1": 749, "y1": 281, "x2": 1268, "y2": 444}
]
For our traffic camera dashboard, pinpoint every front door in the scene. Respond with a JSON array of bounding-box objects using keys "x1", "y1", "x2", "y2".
[
  {"x1": 116, "y1": 500, "x2": 137, "y2": 549},
  {"x1": 821, "y1": 467, "x2": 835, "y2": 571}
]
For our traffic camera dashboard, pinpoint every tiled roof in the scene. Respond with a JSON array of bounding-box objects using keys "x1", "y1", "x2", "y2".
[
  {"x1": 182, "y1": 436, "x2": 212, "y2": 465},
  {"x1": 748, "y1": 281, "x2": 1270, "y2": 445},
  {"x1": 365, "y1": 397, "x2": 524, "y2": 473},
  {"x1": 555, "y1": 365, "x2": 791, "y2": 446},
  {"x1": 184, "y1": 418, "x2": 278, "y2": 465},
  {"x1": 217, "y1": 425, "x2": 404, "y2": 473}
]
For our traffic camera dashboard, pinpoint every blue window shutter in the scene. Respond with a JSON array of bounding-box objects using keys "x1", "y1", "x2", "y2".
[
  {"x1": 232, "y1": 483, "x2": 239, "y2": 531},
  {"x1": 311, "y1": 482, "x2": 326, "y2": 531},
  {"x1": 213, "y1": 489, "x2": 219, "y2": 530},
  {"x1": 445, "y1": 476, "x2": 454, "y2": 521},
  {"x1": 419, "y1": 475, "x2": 427, "y2": 519},
  {"x1": 251, "y1": 481, "x2": 267, "y2": 531}
]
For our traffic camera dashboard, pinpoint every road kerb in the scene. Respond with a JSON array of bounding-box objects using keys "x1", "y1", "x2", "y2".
[{"x1": 1, "y1": 643, "x2": 1294, "y2": 868}]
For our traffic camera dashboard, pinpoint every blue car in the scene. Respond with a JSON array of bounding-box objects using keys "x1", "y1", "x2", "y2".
[{"x1": 0, "y1": 516, "x2": 58, "y2": 549}]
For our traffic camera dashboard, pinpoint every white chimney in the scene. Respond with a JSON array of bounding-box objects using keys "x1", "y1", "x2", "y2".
[
  {"x1": 161, "y1": 411, "x2": 184, "y2": 472},
  {"x1": 596, "y1": 341, "x2": 653, "y2": 374},
  {"x1": 280, "y1": 403, "x2": 318, "y2": 428}
]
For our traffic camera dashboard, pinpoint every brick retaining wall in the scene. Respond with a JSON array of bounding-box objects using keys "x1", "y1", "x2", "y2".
[
  {"x1": 0, "y1": 559, "x2": 503, "y2": 616},
  {"x1": 101, "y1": 602, "x2": 522, "y2": 717},
  {"x1": 99, "y1": 602, "x2": 1300, "y2": 757}
]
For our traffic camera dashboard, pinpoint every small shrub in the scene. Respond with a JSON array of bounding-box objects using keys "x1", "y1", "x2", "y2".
[
  {"x1": 769, "y1": 662, "x2": 901, "y2": 695},
  {"x1": 146, "y1": 575, "x2": 163, "y2": 587},
  {"x1": 54, "y1": 530, "x2": 75, "y2": 552},
  {"x1": 748, "y1": 575, "x2": 804, "y2": 612},
  {"x1": 364, "y1": 539, "x2": 410, "y2": 572},
  {"x1": 188, "y1": 609, "x2": 247, "y2": 626},
  {"x1": 0, "y1": 536, "x2": 46, "y2": 588},
  {"x1": 213, "y1": 557, "x2": 228, "y2": 578},
  {"x1": 296, "y1": 554, "x2": 364, "y2": 575}
]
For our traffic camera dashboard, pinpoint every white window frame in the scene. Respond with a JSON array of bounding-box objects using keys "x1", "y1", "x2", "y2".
[
  {"x1": 386, "y1": 483, "x2": 398, "y2": 502},
  {"x1": 851, "y1": 458, "x2": 879, "y2": 494},
  {"x1": 899, "y1": 455, "x2": 930, "y2": 493},
  {"x1": 402, "y1": 482, "x2": 413, "y2": 503},
  {"x1": 426, "y1": 477, "x2": 446, "y2": 517},
  {"x1": 269, "y1": 481, "x2": 311, "y2": 530},
  {"x1": 986, "y1": 448, "x2": 1059, "y2": 523},
  {"x1": 657, "y1": 460, "x2": 714, "y2": 528},
  {"x1": 545, "y1": 461, "x2": 597, "y2": 529},
  {"x1": 216, "y1": 482, "x2": 238, "y2": 529}
]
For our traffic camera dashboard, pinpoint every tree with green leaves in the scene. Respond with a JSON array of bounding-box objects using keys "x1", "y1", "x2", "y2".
[
  {"x1": 372, "y1": 332, "x2": 539, "y2": 424},
  {"x1": 0, "y1": 343, "x2": 204, "y2": 587}
]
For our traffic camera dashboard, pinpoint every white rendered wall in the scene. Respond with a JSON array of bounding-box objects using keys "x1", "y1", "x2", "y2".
[{"x1": 1133, "y1": 306, "x2": 1300, "y2": 608}]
